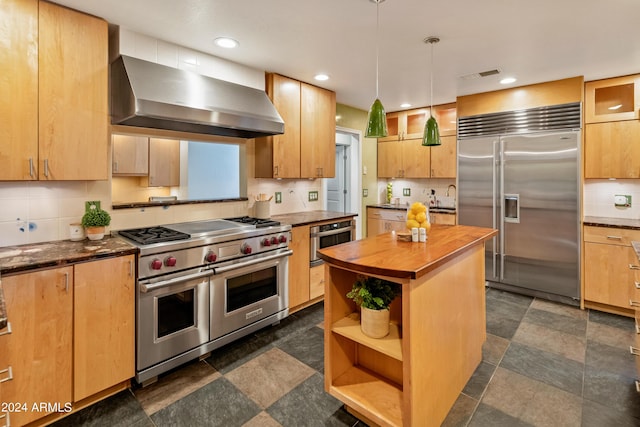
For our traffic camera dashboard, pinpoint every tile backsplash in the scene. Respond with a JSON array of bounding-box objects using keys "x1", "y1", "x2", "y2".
[{"x1": 583, "y1": 179, "x2": 640, "y2": 218}]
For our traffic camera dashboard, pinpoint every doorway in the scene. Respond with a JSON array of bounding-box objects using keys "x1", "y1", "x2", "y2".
[{"x1": 324, "y1": 127, "x2": 362, "y2": 238}]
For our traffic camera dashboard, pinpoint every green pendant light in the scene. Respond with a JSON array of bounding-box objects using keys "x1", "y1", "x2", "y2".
[
  {"x1": 423, "y1": 36, "x2": 441, "y2": 146},
  {"x1": 365, "y1": 0, "x2": 388, "y2": 138}
]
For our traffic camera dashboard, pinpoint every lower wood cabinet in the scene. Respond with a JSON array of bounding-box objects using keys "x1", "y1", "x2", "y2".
[
  {"x1": 0, "y1": 255, "x2": 135, "y2": 425},
  {"x1": 431, "y1": 212, "x2": 456, "y2": 225},
  {"x1": 1, "y1": 266, "x2": 73, "y2": 427},
  {"x1": 367, "y1": 207, "x2": 406, "y2": 237},
  {"x1": 289, "y1": 225, "x2": 311, "y2": 309},
  {"x1": 583, "y1": 225, "x2": 640, "y2": 316}
]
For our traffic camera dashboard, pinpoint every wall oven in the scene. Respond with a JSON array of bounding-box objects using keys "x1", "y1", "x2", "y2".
[{"x1": 310, "y1": 219, "x2": 355, "y2": 266}]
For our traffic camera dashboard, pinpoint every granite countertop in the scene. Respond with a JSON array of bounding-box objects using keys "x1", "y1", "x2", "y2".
[
  {"x1": 0, "y1": 284, "x2": 6, "y2": 330},
  {"x1": 583, "y1": 216, "x2": 640, "y2": 230},
  {"x1": 0, "y1": 236, "x2": 138, "y2": 276},
  {"x1": 367, "y1": 204, "x2": 457, "y2": 214},
  {"x1": 272, "y1": 210, "x2": 358, "y2": 227}
]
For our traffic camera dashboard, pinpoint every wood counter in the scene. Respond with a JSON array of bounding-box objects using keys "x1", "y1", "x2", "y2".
[{"x1": 318, "y1": 224, "x2": 497, "y2": 427}]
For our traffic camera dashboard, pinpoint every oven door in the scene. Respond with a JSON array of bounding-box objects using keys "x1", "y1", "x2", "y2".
[
  {"x1": 137, "y1": 269, "x2": 211, "y2": 371},
  {"x1": 310, "y1": 221, "x2": 355, "y2": 266},
  {"x1": 210, "y1": 249, "x2": 292, "y2": 340}
]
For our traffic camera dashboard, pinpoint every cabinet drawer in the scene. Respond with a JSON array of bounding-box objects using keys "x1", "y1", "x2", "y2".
[
  {"x1": 584, "y1": 226, "x2": 640, "y2": 246},
  {"x1": 367, "y1": 208, "x2": 406, "y2": 222}
]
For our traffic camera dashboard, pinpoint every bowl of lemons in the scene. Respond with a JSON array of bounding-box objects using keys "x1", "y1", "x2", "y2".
[{"x1": 406, "y1": 202, "x2": 431, "y2": 233}]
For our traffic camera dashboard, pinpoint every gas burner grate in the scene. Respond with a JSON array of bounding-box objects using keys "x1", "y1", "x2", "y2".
[
  {"x1": 225, "y1": 216, "x2": 281, "y2": 228},
  {"x1": 119, "y1": 226, "x2": 191, "y2": 245}
]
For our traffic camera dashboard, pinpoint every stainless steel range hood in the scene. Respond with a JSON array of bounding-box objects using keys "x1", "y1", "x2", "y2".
[{"x1": 111, "y1": 55, "x2": 284, "y2": 138}]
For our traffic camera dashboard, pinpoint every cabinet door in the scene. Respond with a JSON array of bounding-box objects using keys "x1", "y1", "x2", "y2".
[
  {"x1": 0, "y1": 0, "x2": 38, "y2": 180},
  {"x1": 367, "y1": 209, "x2": 386, "y2": 236},
  {"x1": 74, "y1": 256, "x2": 135, "y2": 401},
  {"x1": 585, "y1": 75, "x2": 640, "y2": 123},
  {"x1": 256, "y1": 74, "x2": 301, "y2": 178},
  {"x1": 289, "y1": 226, "x2": 311, "y2": 308},
  {"x1": 309, "y1": 264, "x2": 325, "y2": 300},
  {"x1": 2, "y1": 267, "x2": 73, "y2": 426},
  {"x1": 148, "y1": 138, "x2": 180, "y2": 186},
  {"x1": 39, "y1": 1, "x2": 108, "y2": 180},
  {"x1": 434, "y1": 103, "x2": 457, "y2": 137},
  {"x1": 300, "y1": 83, "x2": 336, "y2": 178},
  {"x1": 404, "y1": 109, "x2": 429, "y2": 140},
  {"x1": 377, "y1": 140, "x2": 403, "y2": 178},
  {"x1": 430, "y1": 135, "x2": 457, "y2": 178},
  {"x1": 112, "y1": 134, "x2": 149, "y2": 175},
  {"x1": 585, "y1": 121, "x2": 640, "y2": 178},
  {"x1": 584, "y1": 242, "x2": 636, "y2": 309},
  {"x1": 403, "y1": 139, "x2": 431, "y2": 178},
  {"x1": 431, "y1": 213, "x2": 456, "y2": 225},
  {"x1": 379, "y1": 111, "x2": 403, "y2": 142}
]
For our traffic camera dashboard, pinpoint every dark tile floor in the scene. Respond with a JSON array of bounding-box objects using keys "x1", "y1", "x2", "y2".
[{"x1": 52, "y1": 288, "x2": 640, "y2": 427}]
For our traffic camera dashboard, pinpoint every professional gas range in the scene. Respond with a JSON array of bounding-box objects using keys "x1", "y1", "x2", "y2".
[{"x1": 117, "y1": 217, "x2": 292, "y2": 385}]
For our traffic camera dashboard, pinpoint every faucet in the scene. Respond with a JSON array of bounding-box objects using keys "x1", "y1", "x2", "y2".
[{"x1": 446, "y1": 184, "x2": 457, "y2": 197}]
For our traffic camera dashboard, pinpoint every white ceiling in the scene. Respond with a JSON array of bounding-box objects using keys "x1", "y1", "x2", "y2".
[{"x1": 52, "y1": 0, "x2": 640, "y2": 113}]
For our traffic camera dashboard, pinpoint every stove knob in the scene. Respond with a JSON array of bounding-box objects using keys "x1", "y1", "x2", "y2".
[
  {"x1": 262, "y1": 238, "x2": 271, "y2": 247},
  {"x1": 242, "y1": 244, "x2": 253, "y2": 254},
  {"x1": 270, "y1": 236, "x2": 278, "y2": 245},
  {"x1": 279, "y1": 235, "x2": 288, "y2": 243},
  {"x1": 150, "y1": 259, "x2": 163, "y2": 270},
  {"x1": 165, "y1": 256, "x2": 177, "y2": 267},
  {"x1": 205, "y1": 251, "x2": 217, "y2": 263}
]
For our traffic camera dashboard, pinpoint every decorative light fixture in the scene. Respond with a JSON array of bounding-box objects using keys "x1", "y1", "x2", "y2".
[
  {"x1": 422, "y1": 36, "x2": 441, "y2": 146},
  {"x1": 365, "y1": 0, "x2": 387, "y2": 138}
]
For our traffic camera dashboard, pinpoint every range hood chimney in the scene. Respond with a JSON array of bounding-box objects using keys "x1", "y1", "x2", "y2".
[{"x1": 111, "y1": 55, "x2": 284, "y2": 138}]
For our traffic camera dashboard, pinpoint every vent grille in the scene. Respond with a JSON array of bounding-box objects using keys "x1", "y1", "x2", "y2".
[
  {"x1": 478, "y1": 69, "x2": 500, "y2": 77},
  {"x1": 457, "y1": 102, "x2": 581, "y2": 139}
]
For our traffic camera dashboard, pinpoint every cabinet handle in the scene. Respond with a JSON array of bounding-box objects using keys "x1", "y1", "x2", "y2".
[
  {"x1": 630, "y1": 346, "x2": 640, "y2": 356},
  {"x1": 0, "y1": 322, "x2": 11, "y2": 337},
  {"x1": 64, "y1": 272, "x2": 69, "y2": 293},
  {"x1": 129, "y1": 260, "x2": 134, "y2": 277},
  {"x1": 29, "y1": 158, "x2": 35, "y2": 177},
  {"x1": 43, "y1": 159, "x2": 49, "y2": 177},
  {"x1": 630, "y1": 300, "x2": 640, "y2": 308},
  {"x1": 0, "y1": 366, "x2": 13, "y2": 383},
  {"x1": 630, "y1": 264, "x2": 640, "y2": 270},
  {"x1": 432, "y1": 168, "x2": 435, "y2": 177},
  {"x1": 113, "y1": 161, "x2": 119, "y2": 173},
  {"x1": 606, "y1": 235, "x2": 623, "y2": 240},
  {"x1": 635, "y1": 281, "x2": 640, "y2": 289},
  {"x1": 274, "y1": 165, "x2": 279, "y2": 177}
]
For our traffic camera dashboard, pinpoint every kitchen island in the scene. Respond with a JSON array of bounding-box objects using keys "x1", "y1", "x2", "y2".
[{"x1": 317, "y1": 224, "x2": 497, "y2": 427}]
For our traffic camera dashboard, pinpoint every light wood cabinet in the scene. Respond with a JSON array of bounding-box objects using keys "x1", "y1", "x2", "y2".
[
  {"x1": 289, "y1": 225, "x2": 311, "y2": 309},
  {"x1": 73, "y1": 255, "x2": 135, "y2": 401},
  {"x1": 0, "y1": 0, "x2": 38, "y2": 180},
  {"x1": 431, "y1": 212, "x2": 456, "y2": 225},
  {"x1": 585, "y1": 74, "x2": 640, "y2": 123},
  {"x1": 585, "y1": 121, "x2": 640, "y2": 179},
  {"x1": 378, "y1": 135, "x2": 456, "y2": 179},
  {"x1": 430, "y1": 135, "x2": 457, "y2": 178},
  {"x1": 38, "y1": 0, "x2": 108, "y2": 180},
  {"x1": 146, "y1": 138, "x2": 180, "y2": 187},
  {"x1": 379, "y1": 109, "x2": 429, "y2": 142},
  {"x1": 256, "y1": 73, "x2": 336, "y2": 179},
  {"x1": 309, "y1": 264, "x2": 325, "y2": 300},
  {"x1": 367, "y1": 207, "x2": 407, "y2": 236},
  {"x1": 433, "y1": 103, "x2": 457, "y2": 137},
  {"x1": 112, "y1": 134, "x2": 149, "y2": 176},
  {"x1": 583, "y1": 226, "x2": 640, "y2": 316},
  {"x1": 1, "y1": 267, "x2": 73, "y2": 426},
  {"x1": 0, "y1": 0, "x2": 108, "y2": 181}
]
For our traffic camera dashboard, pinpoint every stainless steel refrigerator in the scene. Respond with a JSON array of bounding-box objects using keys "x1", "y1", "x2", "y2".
[{"x1": 457, "y1": 103, "x2": 581, "y2": 305}]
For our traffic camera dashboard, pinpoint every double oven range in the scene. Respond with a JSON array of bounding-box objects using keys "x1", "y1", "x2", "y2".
[{"x1": 117, "y1": 217, "x2": 292, "y2": 385}]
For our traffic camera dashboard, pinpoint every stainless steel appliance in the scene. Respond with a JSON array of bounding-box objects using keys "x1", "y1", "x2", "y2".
[
  {"x1": 117, "y1": 217, "x2": 292, "y2": 385},
  {"x1": 310, "y1": 219, "x2": 355, "y2": 266},
  {"x1": 457, "y1": 103, "x2": 581, "y2": 305}
]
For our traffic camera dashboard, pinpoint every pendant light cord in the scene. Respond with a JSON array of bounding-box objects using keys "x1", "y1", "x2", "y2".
[
  {"x1": 375, "y1": 0, "x2": 380, "y2": 99},
  {"x1": 430, "y1": 40, "x2": 434, "y2": 116}
]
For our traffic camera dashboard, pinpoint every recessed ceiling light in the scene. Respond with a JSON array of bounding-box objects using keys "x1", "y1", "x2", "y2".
[
  {"x1": 500, "y1": 77, "x2": 517, "y2": 85},
  {"x1": 314, "y1": 74, "x2": 329, "y2": 81},
  {"x1": 214, "y1": 37, "x2": 239, "y2": 49},
  {"x1": 608, "y1": 104, "x2": 623, "y2": 110},
  {"x1": 400, "y1": 103, "x2": 412, "y2": 108}
]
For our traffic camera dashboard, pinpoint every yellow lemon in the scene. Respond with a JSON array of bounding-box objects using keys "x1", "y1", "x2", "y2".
[
  {"x1": 415, "y1": 212, "x2": 427, "y2": 223},
  {"x1": 407, "y1": 212, "x2": 416, "y2": 221},
  {"x1": 421, "y1": 221, "x2": 431, "y2": 232},
  {"x1": 406, "y1": 219, "x2": 420, "y2": 230}
]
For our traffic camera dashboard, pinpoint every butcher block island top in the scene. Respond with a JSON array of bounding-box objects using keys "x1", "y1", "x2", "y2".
[{"x1": 318, "y1": 224, "x2": 497, "y2": 427}]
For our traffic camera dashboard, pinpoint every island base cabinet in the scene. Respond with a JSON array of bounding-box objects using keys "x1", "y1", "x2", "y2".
[{"x1": 324, "y1": 244, "x2": 485, "y2": 426}]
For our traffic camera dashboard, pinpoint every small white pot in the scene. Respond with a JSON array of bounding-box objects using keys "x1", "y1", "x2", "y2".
[{"x1": 360, "y1": 306, "x2": 390, "y2": 338}]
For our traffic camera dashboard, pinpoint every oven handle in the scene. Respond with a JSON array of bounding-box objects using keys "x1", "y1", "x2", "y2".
[
  {"x1": 139, "y1": 270, "x2": 214, "y2": 293},
  {"x1": 213, "y1": 249, "x2": 293, "y2": 274},
  {"x1": 310, "y1": 226, "x2": 354, "y2": 238}
]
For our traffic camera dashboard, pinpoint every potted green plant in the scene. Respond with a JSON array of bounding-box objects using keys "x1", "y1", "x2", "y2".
[
  {"x1": 347, "y1": 275, "x2": 401, "y2": 338},
  {"x1": 81, "y1": 204, "x2": 111, "y2": 240}
]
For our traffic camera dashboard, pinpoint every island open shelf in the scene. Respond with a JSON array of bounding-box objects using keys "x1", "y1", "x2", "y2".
[{"x1": 318, "y1": 224, "x2": 497, "y2": 427}]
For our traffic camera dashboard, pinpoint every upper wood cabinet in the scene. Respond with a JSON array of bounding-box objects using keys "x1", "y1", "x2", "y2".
[
  {"x1": 377, "y1": 135, "x2": 456, "y2": 179},
  {"x1": 379, "y1": 109, "x2": 429, "y2": 142},
  {"x1": 256, "y1": 73, "x2": 336, "y2": 179},
  {"x1": 0, "y1": 0, "x2": 38, "y2": 180},
  {"x1": 430, "y1": 135, "x2": 457, "y2": 178},
  {"x1": 433, "y1": 103, "x2": 457, "y2": 136},
  {"x1": 585, "y1": 74, "x2": 640, "y2": 123},
  {"x1": 585, "y1": 121, "x2": 640, "y2": 178},
  {"x1": 146, "y1": 138, "x2": 180, "y2": 187},
  {"x1": 1, "y1": 266, "x2": 73, "y2": 426},
  {"x1": 0, "y1": 0, "x2": 108, "y2": 181},
  {"x1": 112, "y1": 134, "x2": 149, "y2": 176}
]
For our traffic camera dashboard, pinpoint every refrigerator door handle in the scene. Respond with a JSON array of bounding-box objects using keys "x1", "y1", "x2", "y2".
[
  {"x1": 492, "y1": 140, "x2": 499, "y2": 280},
  {"x1": 499, "y1": 139, "x2": 505, "y2": 281}
]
